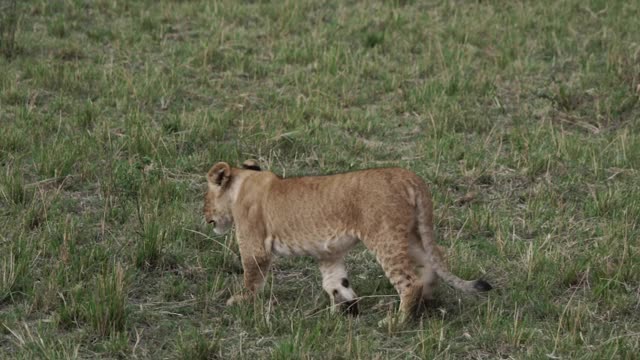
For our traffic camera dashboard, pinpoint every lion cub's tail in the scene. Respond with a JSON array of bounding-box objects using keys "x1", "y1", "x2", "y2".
[{"x1": 416, "y1": 187, "x2": 492, "y2": 293}]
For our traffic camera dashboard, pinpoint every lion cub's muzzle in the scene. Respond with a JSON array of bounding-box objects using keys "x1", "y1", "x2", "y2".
[{"x1": 208, "y1": 217, "x2": 232, "y2": 235}]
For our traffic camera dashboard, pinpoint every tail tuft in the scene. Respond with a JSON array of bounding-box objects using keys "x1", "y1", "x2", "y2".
[
  {"x1": 473, "y1": 279, "x2": 493, "y2": 292},
  {"x1": 241, "y1": 159, "x2": 261, "y2": 171}
]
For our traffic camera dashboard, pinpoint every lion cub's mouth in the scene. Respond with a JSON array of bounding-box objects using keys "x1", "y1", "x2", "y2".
[{"x1": 209, "y1": 218, "x2": 232, "y2": 235}]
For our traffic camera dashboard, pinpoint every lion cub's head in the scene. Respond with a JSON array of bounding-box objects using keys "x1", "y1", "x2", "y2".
[
  {"x1": 204, "y1": 162, "x2": 235, "y2": 234},
  {"x1": 204, "y1": 160, "x2": 261, "y2": 234}
]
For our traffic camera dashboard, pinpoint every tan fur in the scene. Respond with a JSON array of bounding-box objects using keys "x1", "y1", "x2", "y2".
[{"x1": 204, "y1": 161, "x2": 491, "y2": 318}]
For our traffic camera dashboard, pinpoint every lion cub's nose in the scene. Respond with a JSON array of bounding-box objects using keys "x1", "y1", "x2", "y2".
[{"x1": 208, "y1": 220, "x2": 216, "y2": 226}]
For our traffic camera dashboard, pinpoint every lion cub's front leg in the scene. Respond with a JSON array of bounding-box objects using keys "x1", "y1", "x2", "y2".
[
  {"x1": 227, "y1": 252, "x2": 271, "y2": 305},
  {"x1": 226, "y1": 254, "x2": 271, "y2": 306},
  {"x1": 227, "y1": 227, "x2": 272, "y2": 305}
]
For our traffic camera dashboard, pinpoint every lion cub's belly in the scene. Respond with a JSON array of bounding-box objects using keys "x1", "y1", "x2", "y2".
[{"x1": 269, "y1": 234, "x2": 359, "y2": 258}]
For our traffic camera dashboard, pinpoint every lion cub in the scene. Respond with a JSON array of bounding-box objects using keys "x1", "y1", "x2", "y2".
[{"x1": 204, "y1": 160, "x2": 491, "y2": 319}]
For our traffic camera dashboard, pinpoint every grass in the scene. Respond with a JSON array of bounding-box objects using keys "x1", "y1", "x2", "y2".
[
  {"x1": 0, "y1": 0, "x2": 18, "y2": 58},
  {"x1": 1, "y1": 0, "x2": 639, "y2": 358}
]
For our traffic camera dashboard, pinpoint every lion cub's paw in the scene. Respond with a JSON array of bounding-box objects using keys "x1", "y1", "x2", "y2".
[
  {"x1": 226, "y1": 293, "x2": 251, "y2": 306},
  {"x1": 377, "y1": 312, "x2": 408, "y2": 331}
]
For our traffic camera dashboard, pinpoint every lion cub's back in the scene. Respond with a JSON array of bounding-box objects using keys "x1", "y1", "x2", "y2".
[{"x1": 263, "y1": 167, "x2": 425, "y2": 235}]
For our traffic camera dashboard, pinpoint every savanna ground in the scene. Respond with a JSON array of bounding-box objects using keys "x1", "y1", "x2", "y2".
[{"x1": 1, "y1": 0, "x2": 639, "y2": 358}]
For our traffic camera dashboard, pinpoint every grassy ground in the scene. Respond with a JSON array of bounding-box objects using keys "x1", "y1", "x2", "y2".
[{"x1": 1, "y1": 0, "x2": 639, "y2": 358}]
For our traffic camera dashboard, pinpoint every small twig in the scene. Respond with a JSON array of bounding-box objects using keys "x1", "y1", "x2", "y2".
[
  {"x1": 132, "y1": 327, "x2": 143, "y2": 356},
  {"x1": 25, "y1": 175, "x2": 75, "y2": 188},
  {"x1": 158, "y1": 311, "x2": 184, "y2": 317}
]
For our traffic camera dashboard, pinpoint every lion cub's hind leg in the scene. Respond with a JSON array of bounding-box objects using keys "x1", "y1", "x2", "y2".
[
  {"x1": 408, "y1": 233, "x2": 438, "y2": 303},
  {"x1": 372, "y1": 236, "x2": 423, "y2": 322},
  {"x1": 319, "y1": 259, "x2": 359, "y2": 316}
]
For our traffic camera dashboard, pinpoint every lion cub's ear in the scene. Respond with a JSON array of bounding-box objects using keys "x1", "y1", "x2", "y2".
[
  {"x1": 208, "y1": 162, "x2": 232, "y2": 187},
  {"x1": 241, "y1": 159, "x2": 261, "y2": 171}
]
